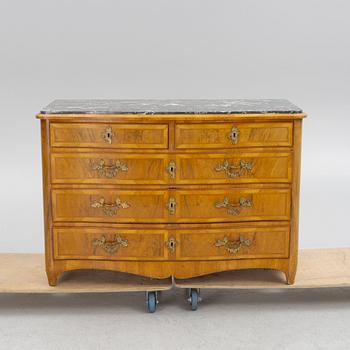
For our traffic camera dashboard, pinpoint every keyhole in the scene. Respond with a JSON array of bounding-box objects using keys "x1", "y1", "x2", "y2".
[
  {"x1": 169, "y1": 241, "x2": 174, "y2": 248},
  {"x1": 170, "y1": 202, "x2": 174, "y2": 208},
  {"x1": 107, "y1": 132, "x2": 111, "y2": 138},
  {"x1": 232, "y1": 132, "x2": 236, "y2": 138},
  {"x1": 170, "y1": 166, "x2": 174, "y2": 173}
]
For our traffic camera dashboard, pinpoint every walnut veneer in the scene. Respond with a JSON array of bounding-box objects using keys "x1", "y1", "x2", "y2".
[{"x1": 37, "y1": 99, "x2": 305, "y2": 286}]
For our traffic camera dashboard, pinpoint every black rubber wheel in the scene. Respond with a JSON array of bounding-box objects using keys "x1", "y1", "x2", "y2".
[
  {"x1": 190, "y1": 288, "x2": 199, "y2": 311},
  {"x1": 147, "y1": 291, "x2": 157, "y2": 313}
]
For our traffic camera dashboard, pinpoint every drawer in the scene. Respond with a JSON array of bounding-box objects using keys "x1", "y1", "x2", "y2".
[
  {"x1": 54, "y1": 227, "x2": 168, "y2": 260},
  {"x1": 173, "y1": 188, "x2": 291, "y2": 223},
  {"x1": 51, "y1": 153, "x2": 170, "y2": 184},
  {"x1": 176, "y1": 152, "x2": 292, "y2": 184},
  {"x1": 52, "y1": 189, "x2": 169, "y2": 223},
  {"x1": 50, "y1": 123, "x2": 168, "y2": 149},
  {"x1": 176, "y1": 226, "x2": 289, "y2": 260},
  {"x1": 175, "y1": 122, "x2": 293, "y2": 149}
]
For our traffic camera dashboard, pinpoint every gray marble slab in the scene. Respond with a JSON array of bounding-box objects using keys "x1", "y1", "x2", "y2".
[{"x1": 41, "y1": 99, "x2": 302, "y2": 114}]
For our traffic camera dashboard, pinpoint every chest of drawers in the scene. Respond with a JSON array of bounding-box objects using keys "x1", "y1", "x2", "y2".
[{"x1": 37, "y1": 99, "x2": 305, "y2": 286}]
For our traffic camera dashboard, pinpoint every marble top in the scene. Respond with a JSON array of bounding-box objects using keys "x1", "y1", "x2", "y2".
[{"x1": 41, "y1": 99, "x2": 302, "y2": 115}]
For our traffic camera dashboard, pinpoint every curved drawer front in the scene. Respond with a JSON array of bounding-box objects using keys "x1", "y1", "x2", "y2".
[
  {"x1": 176, "y1": 152, "x2": 292, "y2": 184},
  {"x1": 175, "y1": 122, "x2": 293, "y2": 149},
  {"x1": 176, "y1": 226, "x2": 290, "y2": 260},
  {"x1": 52, "y1": 189, "x2": 168, "y2": 223},
  {"x1": 174, "y1": 188, "x2": 291, "y2": 223},
  {"x1": 50, "y1": 123, "x2": 168, "y2": 149},
  {"x1": 51, "y1": 153, "x2": 169, "y2": 184},
  {"x1": 54, "y1": 227, "x2": 168, "y2": 260}
]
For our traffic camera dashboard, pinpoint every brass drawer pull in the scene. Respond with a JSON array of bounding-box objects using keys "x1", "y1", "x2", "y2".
[
  {"x1": 166, "y1": 197, "x2": 176, "y2": 215},
  {"x1": 102, "y1": 126, "x2": 114, "y2": 144},
  {"x1": 93, "y1": 234, "x2": 128, "y2": 254},
  {"x1": 215, "y1": 159, "x2": 253, "y2": 178},
  {"x1": 215, "y1": 197, "x2": 252, "y2": 215},
  {"x1": 165, "y1": 237, "x2": 177, "y2": 253},
  {"x1": 227, "y1": 126, "x2": 240, "y2": 144},
  {"x1": 91, "y1": 159, "x2": 128, "y2": 178},
  {"x1": 166, "y1": 160, "x2": 176, "y2": 179},
  {"x1": 91, "y1": 197, "x2": 130, "y2": 216},
  {"x1": 215, "y1": 235, "x2": 252, "y2": 254}
]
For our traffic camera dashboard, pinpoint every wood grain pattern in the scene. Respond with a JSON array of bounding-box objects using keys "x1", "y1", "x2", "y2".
[
  {"x1": 52, "y1": 189, "x2": 168, "y2": 223},
  {"x1": 54, "y1": 227, "x2": 168, "y2": 260},
  {"x1": 51, "y1": 153, "x2": 169, "y2": 184},
  {"x1": 50, "y1": 123, "x2": 168, "y2": 149},
  {"x1": 174, "y1": 188, "x2": 291, "y2": 223},
  {"x1": 176, "y1": 226, "x2": 289, "y2": 260},
  {"x1": 176, "y1": 152, "x2": 292, "y2": 184},
  {"x1": 37, "y1": 112, "x2": 304, "y2": 285},
  {"x1": 175, "y1": 122, "x2": 293, "y2": 149}
]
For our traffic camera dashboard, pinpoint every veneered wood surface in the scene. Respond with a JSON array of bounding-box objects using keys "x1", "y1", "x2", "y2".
[
  {"x1": 51, "y1": 188, "x2": 291, "y2": 223},
  {"x1": 50, "y1": 123, "x2": 169, "y2": 149},
  {"x1": 174, "y1": 188, "x2": 291, "y2": 223},
  {"x1": 52, "y1": 189, "x2": 169, "y2": 223},
  {"x1": 54, "y1": 228, "x2": 169, "y2": 260},
  {"x1": 175, "y1": 248, "x2": 350, "y2": 289},
  {"x1": 38, "y1": 112, "x2": 304, "y2": 284},
  {"x1": 176, "y1": 152, "x2": 292, "y2": 184},
  {"x1": 51, "y1": 151, "x2": 292, "y2": 185},
  {"x1": 51, "y1": 153, "x2": 169, "y2": 184},
  {"x1": 175, "y1": 122, "x2": 293, "y2": 149},
  {"x1": 0, "y1": 253, "x2": 172, "y2": 293},
  {"x1": 176, "y1": 226, "x2": 289, "y2": 260}
]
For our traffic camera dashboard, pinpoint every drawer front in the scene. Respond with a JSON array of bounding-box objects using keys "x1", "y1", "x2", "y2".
[
  {"x1": 175, "y1": 122, "x2": 292, "y2": 149},
  {"x1": 51, "y1": 153, "x2": 170, "y2": 184},
  {"x1": 176, "y1": 226, "x2": 289, "y2": 260},
  {"x1": 173, "y1": 188, "x2": 290, "y2": 223},
  {"x1": 52, "y1": 189, "x2": 169, "y2": 223},
  {"x1": 176, "y1": 152, "x2": 292, "y2": 184},
  {"x1": 54, "y1": 228, "x2": 168, "y2": 260},
  {"x1": 50, "y1": 123, "x2": 168, "y2": 149}
]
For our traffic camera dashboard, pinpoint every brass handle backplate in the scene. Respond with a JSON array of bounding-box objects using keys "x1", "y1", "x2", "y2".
[
  {"x1": 227, "y1": 126, "x2": 240, "y2": 144},
  {"x1": 93, "y1": 234, "x2": 128, "y2": 254},
  {"x1": 215, "y1": 159, "x2": 253, "y2": 178},
  {"x1": 91, "y1": 159, "x2": 128, "y2": 178},
  {"x1": 165, "y1": 237, "x2": 177, "y2": 253},
  {"x1": 166, "y1": 160, "x2": 176, "y2": 179},
  {"x1": 102, "y1": 126, "x2": 114, "y2": 144},
  {"x1": 91, "y1": 197, "x2": 130, "y2": 216},
  {"x1": 215, "y1": 235, "x2": 252, "y2": 254},
  {"x1": 166, "y1": 197, "x2": 176, "y2": 215},
  {"x1": 215, "y1": 197, "x2": 252, "y2": 215}
]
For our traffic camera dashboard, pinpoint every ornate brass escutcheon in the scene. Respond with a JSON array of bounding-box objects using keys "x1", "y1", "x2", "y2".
[
  {"x1": 165, "y1": 237, "x2": 177, "y2": 253},
  {"x1": 166, "y1": 160, "x2": 176, "y2": 179},
  {"x1": 102, "y1": 126, "x2": 114, "y2": 144},
  {"x1": 215, "y1": 235, "x2": 253, "y2": 254},
  {"x1": 90, "y1": 159, "x2": 128, "y2": 178},
  {"x1": 214, "y1": 196, "x2": 252, "y2": 215},
  {"x1": 93, "y1": 234, "x2": 128, "y2": 254},
  {"x1": 91, "y1": 197, "x2": 130, "y2": 216},
  {"x1": 215, "y1": 159, "x2": 253, "y2": 178},
  {"x1": 227, "y1": 126, "x2": 240, "y2": 144},
  {"x1": 166, "y1": 197, "x2": 177, "y2": 215}
]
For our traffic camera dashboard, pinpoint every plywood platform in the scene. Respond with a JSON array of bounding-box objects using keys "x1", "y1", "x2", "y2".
[
  {"x1": 0, "y1": 254, "x2": 172, "y2": 293},
  {"x1": 0, "y1": 249, "x2": 349, "y2": 293},
  {"x1": 175, "y1": 248, "x2": 350, "y2": 289}
]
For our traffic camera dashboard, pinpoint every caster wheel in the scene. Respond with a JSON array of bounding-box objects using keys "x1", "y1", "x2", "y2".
[
  {"x1": 147, "y1": 291, "x2": 157, "y2": 313},
  {"x1": 188, "y1": 288, "x2": 200, "y2": 311}
]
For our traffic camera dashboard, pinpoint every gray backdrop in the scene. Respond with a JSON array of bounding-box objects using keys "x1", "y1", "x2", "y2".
[{"x1": 1, "y1": 0, "x2": 349, "y2": 252}]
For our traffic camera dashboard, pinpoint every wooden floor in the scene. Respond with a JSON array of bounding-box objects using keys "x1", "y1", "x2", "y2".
[
  {"x1": 0, "y1": 248, "x2": 349, "y2": 293},
  {"x1": 0, "y1": 254, "x2": 172, "y2": 293},
  {"x1": 175, "y1": 248, "x2": 350, "y2": 289}
]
